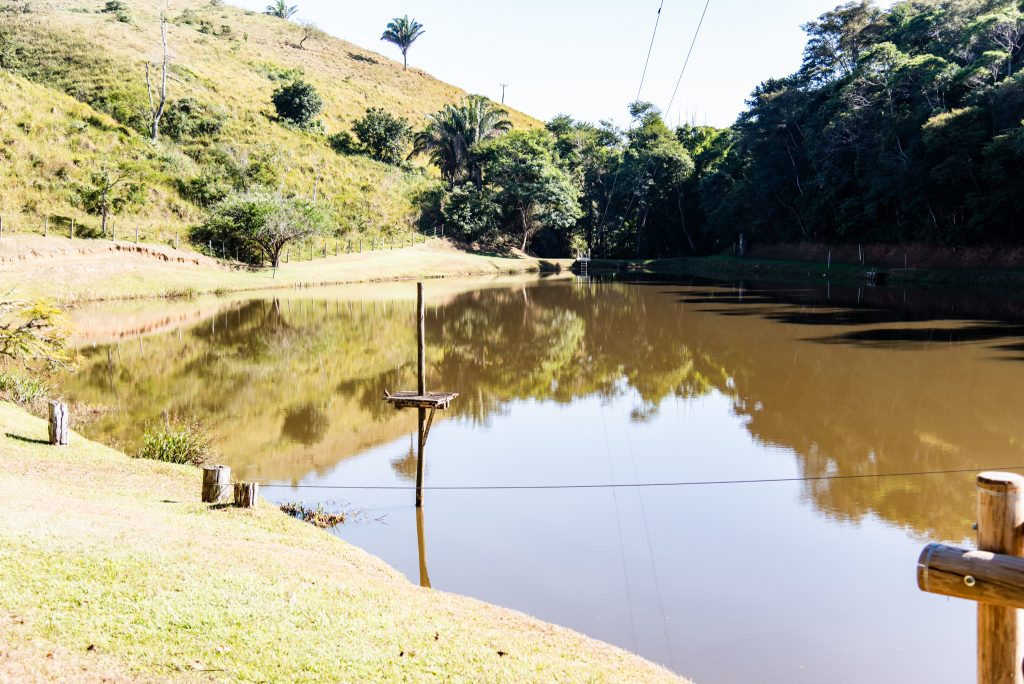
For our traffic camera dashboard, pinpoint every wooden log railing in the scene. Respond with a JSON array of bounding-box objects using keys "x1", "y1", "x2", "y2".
[{"x1": 918, "y1": 472, "x2": 1024, "y2": 684}]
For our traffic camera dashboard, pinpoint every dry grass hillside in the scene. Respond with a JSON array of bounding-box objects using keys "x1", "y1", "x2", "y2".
[{"x1": 0, "y1": 0, "x2": 540, "y2": 245}]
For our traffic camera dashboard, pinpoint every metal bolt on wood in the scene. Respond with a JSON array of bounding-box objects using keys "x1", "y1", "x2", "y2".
[
  {"x1": 48, "y1": 401, "x2": 69, "y2": 446},
  {"x1": 201, "y1": 465, "x2": 232, "y2": 503}
]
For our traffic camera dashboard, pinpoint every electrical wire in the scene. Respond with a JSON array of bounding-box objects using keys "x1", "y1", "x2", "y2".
[{"x1": 254, "y1": 464, "x2": 1024, "y2": 491}]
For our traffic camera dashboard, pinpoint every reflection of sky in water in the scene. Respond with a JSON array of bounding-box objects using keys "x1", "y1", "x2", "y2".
[
  {"x1": 264, "y1": 390, "x2": 972, "y2": 684},
  {"x1": 61, "y1": 277, "x2": 1024, "y2": 683}
]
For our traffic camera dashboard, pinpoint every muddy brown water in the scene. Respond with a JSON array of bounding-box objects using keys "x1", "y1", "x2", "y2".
[{"x1": 60, "y1": 275, "x2": 1024, "y2": 683}]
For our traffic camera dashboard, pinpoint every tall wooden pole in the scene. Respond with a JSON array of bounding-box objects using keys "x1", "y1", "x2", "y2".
[
  {"x1": 977, "y1": 471, "x2": 1024, "y2": 684},
  {"x1": 415, "y1": 282, "x2": 426, "y2": 508}
]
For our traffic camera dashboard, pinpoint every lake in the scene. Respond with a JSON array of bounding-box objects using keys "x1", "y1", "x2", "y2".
[{"x1": 60, "y1": 273, "x2": 1024, "y2": 683}]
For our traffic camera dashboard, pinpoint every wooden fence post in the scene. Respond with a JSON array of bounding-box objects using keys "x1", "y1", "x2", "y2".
[
  {"x1": 43, "y1": 216, "x2": 48, "y2": 237},
  {"x1": 233, "y1": 482, "x2": 258, "y2": 508},
  {"x1": 201, "y1": 465, "x2": 232, "y2": 503},
  {"x1": 977, "y1": 472, "x2": 1024, "y2": 684},
  {"x1": 1, "y1": 215, "x2": 4, "y2": 239},
  {"x1": 47, "y1": 401, "x2": 69, "y2": 446},
  {"x1": 135, "y1": 226, "x2": 139, "y2": 244},
  {"x1": 70, "y1": 218, "x2": 74, "y2": 240}
]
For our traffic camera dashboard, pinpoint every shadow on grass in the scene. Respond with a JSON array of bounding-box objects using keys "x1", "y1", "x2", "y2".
[{"x1": 5, "y1": 432, "x2": 49, "y2": 445}]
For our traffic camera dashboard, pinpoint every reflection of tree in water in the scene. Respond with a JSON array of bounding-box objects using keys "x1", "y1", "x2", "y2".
[
  {"x1": 64, "y1": 278, "x2": 1024, "y2": 541},
  {"x1": 391, "y1": 436, "x2": 427, "y2": 482},
  {"x1": 281, "y1": 402, "x2": 330, "y2": 446}
]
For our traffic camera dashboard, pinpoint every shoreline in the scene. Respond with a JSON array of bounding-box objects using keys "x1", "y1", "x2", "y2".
[
  {"x1": 0, "y1": 401, "x2": 684, "y2": 682},
  {"x1": 584, "y1": 254, "x2": 1024, "y2": 289},
  {"x1": 0, "y1": 235, "x2": 571, "y2": 306}
]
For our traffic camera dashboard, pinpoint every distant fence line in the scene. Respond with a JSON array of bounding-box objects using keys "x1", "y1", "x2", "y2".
[{"x1": 0, "y1": 213, "x2": 440, "y2": 265}]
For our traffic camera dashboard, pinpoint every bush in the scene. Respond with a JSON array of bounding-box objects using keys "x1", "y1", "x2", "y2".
[
  {"x1": 441, "y1": 185, "x2": 502, "y2": 242},
  {"x1": 327, "y1": 130, "x2": 361, "y2": 155},
  {"x1": 191, "y1": 190, "x2": 327, "y2": 266},
  {"x1": 162, "y1": 97, "x2": 227, "y2": 142},
  {"x1": 271, "y1": 79, "x2": 322, "y2": 127},
  {"x1": 351, "y1": 108, "x2": 412, "y2": 165},
  {"x1": 100, "y1": 0, "x2": 125, "y2": 13},
  {"x1": 136, "y1": 420, "x2": 215, "y2": 466},
  {"x1": 176, "y1": 172, "x2": 232, "y2": 207},
  {"x1": 0, "y1": 370, "x2": 49, "y2": 405}
]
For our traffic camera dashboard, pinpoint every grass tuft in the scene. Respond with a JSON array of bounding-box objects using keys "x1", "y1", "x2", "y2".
[
  {"x1": 279, "y1": 501, "x2": 350, "y2": 528},
  {"x1": 135, "y1": 419, "x2": 214, "y2": 465},
  {"x1": 0, "y1": 369, "x2": 50, "y2": 407}
]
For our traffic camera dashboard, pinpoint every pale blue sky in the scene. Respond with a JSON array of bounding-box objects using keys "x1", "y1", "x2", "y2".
[{"x1": 231, "y1": 0, "x2": 864, "y2": 128}]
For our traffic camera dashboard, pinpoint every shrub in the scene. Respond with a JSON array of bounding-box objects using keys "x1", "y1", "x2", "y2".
[
  {"x1": 271, "y1": 79, "x2": 322, "y2": 127},
  {"x1": 162, "y1": 97, "x2": 227, "y2": 142},
  {"x1": 136, "y1": 420, "x2": 214, "y2": 466},
  {"x1": 176, "y1": 173, "x2": 232, "y2": 207},
  {"x1": 441, "y1": 184, "x2": 502, "y2": 242},
  {"x1": 100, "y1": 0, "x2": 126, "y2": 13},
  {"x1": 327, "y1": 130, "x2": 361, "y2": 155},
  {"x1": 351, "y1": 108, "x2": 411, "y2": 165},
  {"x1": 192, "y1": 190, "x2": 327, "y2": 266}
]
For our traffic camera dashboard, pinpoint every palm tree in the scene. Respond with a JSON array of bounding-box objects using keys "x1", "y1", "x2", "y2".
[
  {"x1": 265, "y1": 0, "x2": 297, "y2": 19},
  {"x1": 412, "y1": 95, "x2": 512, "y2": 186},
  {"x1": 380, "y1": 16, "x2": 425, "y2": 71}
]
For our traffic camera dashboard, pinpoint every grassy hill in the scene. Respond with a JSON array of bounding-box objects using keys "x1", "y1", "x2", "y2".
[{"x1": 0, "y1": 0, "x2": 539, "y2": 246}]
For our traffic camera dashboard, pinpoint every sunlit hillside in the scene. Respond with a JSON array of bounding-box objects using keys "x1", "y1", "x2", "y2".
[{"x1": 0, "y1": 0, "x2": 539, "y2": 244}]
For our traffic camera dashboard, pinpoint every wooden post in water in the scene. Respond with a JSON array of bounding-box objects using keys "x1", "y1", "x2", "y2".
[
  {"x1": 978, "y1": 472, "x2": 1024, "y2": 684},
  {"x1": 201, "y1": 465, "x2": 232, "y2": 503},
  {"x1": 47, "y1": 401, "x2": 69, "y2": 446},
  {"x1": 415, "y1": 282, "x2": 426, "y2": 508},
  {"x1": 234, "y1": 482, "x2": 259, "y2": 508}
]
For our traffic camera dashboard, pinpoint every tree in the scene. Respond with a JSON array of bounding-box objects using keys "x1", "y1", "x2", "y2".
[
  {"x1": 272, "y1": 79, "x2": 322, "y2": 126},
  {"x1": 81, "y1": 164, "x2": 143, "y2": 237},
  {"x1": 0, "y1": 299, "x2": 71, "y2": 370},
  {"x1": 145, "y1": 11, "x2": 171, "y2": 142},
  {"x1": 412, "y1": 95, "x2": 511, "y2": 186},
  {"x1": 198, "y1": 191, "x2": 326, "y2": 267},
  {"x1": 297, "y1": 20, "x2": 326, "y2": 49},
  {"x1": 380, "y1": 16, "x2": 425, "y2": 71},
  {"x1": 352, "y1": 108, "x2": 412, "y2": 165},
  {"x1": 265, "y1": 0, "x2": 297, "y2": 20},
  {"x1": 799, "y1": 1, "x2": 882, "y2": 85},
  {"x1": 477, "y1": 130, "x2": 582, "y2": 252}
]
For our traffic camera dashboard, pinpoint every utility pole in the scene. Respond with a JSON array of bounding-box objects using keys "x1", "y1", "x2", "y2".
[{"x1": 499, "y1": 83, "x2": 508, "y2": 104}]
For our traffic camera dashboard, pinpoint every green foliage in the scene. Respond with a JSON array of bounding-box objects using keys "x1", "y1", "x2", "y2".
[
  {"x1": 441, "y1": 184, "x2": 502, "y2": 242},
  {"x1": 351, "y1": 107, "x2": 411, "y2": 165},
  {"x1": 264, "y1": 0, "x2": 297, "y2": 20},
  {"x1": 0, "y1": 369, "x2": 50, "y2": 405},
  {"x1": 412, "y1": 95, "x2": 511, "y2": 185},
  {"x1": 477, "y1": 130, "x2": 583, "y2": 252},
  {"x1": 136, "y1": 420, "x2": 214, "y2": 466},
  {"x1": 326, "y1": 130, "x2": 360, "y2": 155},
  {"x1": 161, "y1": 97, "x2": 227, "y2": 142},
  {"x1": 380, "y1": 15, "x2": 425, "y2": 69},
  {"x1": 271, "y1": 79, "x2": 322, "y2": 127},
  {"x1": 193, "y1": 190, "x2": 328, "y2": 266},
  {"x1": 0, "y1": 300, "x2": 71, "y2": 370}
]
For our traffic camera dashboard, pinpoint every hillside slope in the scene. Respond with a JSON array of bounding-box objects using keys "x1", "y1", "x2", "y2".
[{"x1": 0, "y1": 0, "x2": 539, "y2": 245}]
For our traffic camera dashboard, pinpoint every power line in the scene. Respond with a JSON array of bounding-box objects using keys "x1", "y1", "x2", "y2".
[
  {"x1": 618, "y1": 0, "x2": 713, "y2": 235},
  {"x1": 596, "y1": 0, "x2": 668, "y2": 256},
  {"x1": 256, "y1": 464, "x2": 1024, "y2": 492}
]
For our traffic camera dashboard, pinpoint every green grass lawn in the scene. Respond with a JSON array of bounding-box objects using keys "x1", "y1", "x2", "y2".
[{"x1": 0, "y1": 401, "x2": 683, "y2": 682}]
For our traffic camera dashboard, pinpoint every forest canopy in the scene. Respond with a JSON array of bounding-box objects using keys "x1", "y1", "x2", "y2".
[{"x1": 443, "y1": 0, "x2": 1024, "y2": 257}]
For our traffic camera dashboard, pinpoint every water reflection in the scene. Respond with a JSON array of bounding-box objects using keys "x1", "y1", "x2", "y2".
[
  {"x1": 64, "y1": 279, "x2": 1024, "y2": 541},
  {"x1": 57, "y1": 277, "x2": 1024, "y2": 682}
]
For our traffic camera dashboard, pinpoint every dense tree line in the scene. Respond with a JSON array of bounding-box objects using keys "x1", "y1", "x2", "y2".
[{"x1": 421, "y1": 0, "x2": 1024, "y2": 257}]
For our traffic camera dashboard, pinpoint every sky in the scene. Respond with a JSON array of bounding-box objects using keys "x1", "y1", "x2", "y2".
[{"x1": 231, "y1": 0, "x2": 860, "y2": 128}]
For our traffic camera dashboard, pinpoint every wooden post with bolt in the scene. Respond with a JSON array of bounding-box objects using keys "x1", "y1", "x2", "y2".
[
  {"x1": 234, "y1": 482, "x2": 259, "y2": 508},
  {"x1": 201, "y1": 465, "x2": 232, "y2": 503},
  {"x1": 917, "y1": 471, "x2": 1024, "y2": 684},
  {"x1": 47, "y1": 401, "x2": 69, "y2": 446}
]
